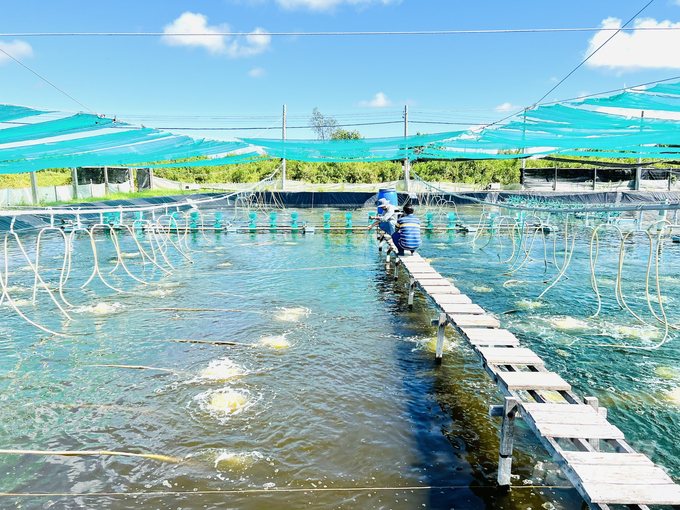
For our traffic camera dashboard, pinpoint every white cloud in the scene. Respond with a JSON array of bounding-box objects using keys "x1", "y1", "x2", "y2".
[
  {"x1": 275, "y1": 0, "x2": 399, "y2": 11},
  {"x1": 162, "y1": 12, "x2": 270, "y2": 57},
  {"x1": 357, "y1": 92, "x2": 394, "y2": 108},
  {"x1": 495, "y1": 102, "x2": 521, "y2": 112},
  {"x1": 248, "y1": 67, "x2": 267, "y2": 77},
  {"x1": 0, "y1": 40, "x2": 33, "y2": 65},
  {"x1": 585, "y1": 17, "x2": 680, "y2": 70}
]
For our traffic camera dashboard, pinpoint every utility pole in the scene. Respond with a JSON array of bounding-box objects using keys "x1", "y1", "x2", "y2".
[
  {"x1": 403, "y1": 104, "x2": 410, "y2": 192},
  {"x1": 282, "y1": 104, "x2": 287, "y2": 191}
]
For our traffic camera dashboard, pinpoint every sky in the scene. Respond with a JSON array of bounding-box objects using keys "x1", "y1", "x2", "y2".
[{"x1": 2, "y1": 0, "x2": 680, "y2": 141}]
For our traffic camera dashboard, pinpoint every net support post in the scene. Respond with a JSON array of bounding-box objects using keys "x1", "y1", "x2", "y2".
[
  {"x1": 282, "y1": 104, "x2": 287, "y2": 191},
  {"x1": 30, "y1": 171, "x2": 38, "y2": 205},
  {"x1": 104, "y1": 166, "x2": 109, "y2": 195},
  {"x1": 71, "y1": 168, "x2": 78, "y2": 200},
  {"x1": 498, "y1": 397, "x2": 519, "y2": 486}
]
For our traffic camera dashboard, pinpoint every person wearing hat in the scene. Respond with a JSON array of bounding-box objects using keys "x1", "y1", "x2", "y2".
[{"x1": 368, "y1": 198, "x2": 399, "y2": 235}]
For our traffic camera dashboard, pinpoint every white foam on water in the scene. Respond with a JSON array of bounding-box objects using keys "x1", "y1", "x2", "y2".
[
  {"x1": 549, "y1": 316, "x2": 590, "y2": 330},
  {"x1": 194, "y1": 388, "x2": 255, "y2": 421},
  {"x1": 665, "y1": 388, "x2": 680, "y2": 405},
  {"x1": 199, "y1": 359, "x2": 246, "y2": 381},
  {"x1": 516, "y1": 299, "x2": 543, "y2": 309},
  {"x1": 149, "y1": 288, "x2": 174, "y2": 297},
  {"x1": 214, "y1": 450, "x2": 264, "y2": 471},
  {"x1": 283, "y1": 242, "x2": 297, "y2": 245},
  {"x1": 219, "y1": 262, "x2": 232, "y2": 267},
  {"x1": 275, "y1": 306, "x2": 310, "y2": 322},
  {"x1": 473, "y1": 286, "x2": 493, "y2": 293},
  {"x1": 259, "y1": 335, "x2": 291, "y2": 349},
  {"x1": 617, "y1": 326, "x2": 661, "y2": 341},
  {"x1": 3, "y1": 298, "x2": 32, "y2": 307},
  {"x1": 655, "y1": 366, "x2": 680, "y2": 380},
  {"x1": 73, "y1": 302, "x2": 124, "y2": 314},
  {"x1": 120, "y1": 252, "x2": 139, "y2": 258}
]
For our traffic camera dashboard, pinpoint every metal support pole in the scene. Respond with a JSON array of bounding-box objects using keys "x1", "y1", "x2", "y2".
[
  {"x1": 71, "y1": 168, "x2": 78, "y2": 200},
  {"x1": 593, "y1": 167, "x2": 597, "y2": 191},
  {"x1": 30, "y1": 171, "x2": 39, "y2": 205},
  {"x1": 553, "y1": 166, "x2": 558, "y2": 191},
  {"x1": 128, "y1": 168, "x2": 135, "y2": 192},
  {"x1": 104, "y1": 166, "x2": 109, "y2": 194},
  {"x1": 282, "y1": 104, "x2": 287, "y2": 191},
  {"x1": 403, "y1": 105, "x2": 410, "y2": 192},
  {"x1": 498, "y1": 397, "x2": 519, "y2": 486},
  {"x1": 635, "y1": 111, "x2": 644, "y2": 191},
  {"x1": 435, "y1": 312, "x2": 447, "y2": 364},
  {"x1": 393, "y1": 260, "x2": 399, "y2": 280},
  {"x1": 149, "y1": 167, "x2": 155, "y2": 190}
]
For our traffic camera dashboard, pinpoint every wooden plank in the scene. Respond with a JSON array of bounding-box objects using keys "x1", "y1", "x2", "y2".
[
  {"x1": 432, "y1": 294, "x2": 472, "y2": 305},
  {"x1": 461, "y1": 328, "x2": 519, "y2": 346},
  {"x1": 497, "y1": 371, "x2": 571, "y2": 391},
  {"x1": 529, "y1": 411, "x2": 609, "y2": 426},
  {"x1": 410, "y1": 272, "x2": 440, "y2": 279},
  {"x1": 439, "y1": 303, "x2": 486, "y2": 315},
  {"x1": 534, "y1": 423, "x2": 625, "y2": 440},
  {"x1": 415, "y1": 278, "x2": 454, "y2": 286},
  {"x1": 450, "y1": 314, "x2": 500, "y2": 328},
  {"x1": 572, "y1": 464, "x2": 674, "y2": 486},
  {"x1": 560, "y1": 452, "x2": 653, "y2": 466},
  {"x1": 478, "y1": 347, "x2": 544, "y2": 366},
  {"x1": 420, "y1": 285, "x2": 461, "y2": 295},
  {"x1": 402, "y1": 264, "x2": 436, "y2": 271},
  {"x1": 583, "y1": 482, "x2": 680, "y2": 505},
  {"x1": 523, "y1": 403, "x2": 596, "y2": 414}
]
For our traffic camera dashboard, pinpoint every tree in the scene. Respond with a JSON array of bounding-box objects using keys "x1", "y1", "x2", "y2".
[
  {"x1": 308, "y1": 107, "x2": 338, "y2": 140},
  {"x1": 331, "y1": 128, "x2": 362, "y2": 140}
]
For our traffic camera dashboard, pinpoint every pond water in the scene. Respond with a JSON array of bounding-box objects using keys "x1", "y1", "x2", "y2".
[{"x1": 0, "y1": 205, "x2": 678, "y2": 509}]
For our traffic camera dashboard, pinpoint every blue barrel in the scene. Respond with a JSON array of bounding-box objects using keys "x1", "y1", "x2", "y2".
[{"x1": 377, "y1": 188, "x2": 398, "y2": 216}]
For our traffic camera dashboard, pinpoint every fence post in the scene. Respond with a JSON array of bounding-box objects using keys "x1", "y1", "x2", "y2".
[
  {"x1": 30, "y1": 171, "x2": 39, "y2": 205},
  {"x1": 593, "y1": 167, "x2": 597, "y2": 191},
  {"x1": 71, "y1": 168, "x2": 79, "y2": 200},
  {"x1": 104, "y1": 166, "x2": 109, "y2": 194},
  {"x1": 553, "y1": 166, "x2": 557, "y2": 191}
]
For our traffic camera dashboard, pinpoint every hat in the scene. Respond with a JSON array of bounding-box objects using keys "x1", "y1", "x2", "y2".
[{"x1": 378, "y1": 198, "x2": 390, "y2": 208}]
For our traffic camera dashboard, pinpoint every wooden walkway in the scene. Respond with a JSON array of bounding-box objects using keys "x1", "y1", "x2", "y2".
[{"x1": 381, "y1": 242, "x2": 680, "y2": 509}]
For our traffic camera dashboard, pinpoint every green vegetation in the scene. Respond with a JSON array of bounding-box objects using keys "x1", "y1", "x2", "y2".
[{"x1": 0, "y1": 153, "x2": 670, "y2": 191}]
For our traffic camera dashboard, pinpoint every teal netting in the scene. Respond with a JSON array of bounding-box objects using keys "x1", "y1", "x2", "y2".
[
  {"x1": 0, "y1": 104, "x2": 49, "y2": 123},
  {"x1": 6, "y1": 79, "x2": 680, "y2": 172}
]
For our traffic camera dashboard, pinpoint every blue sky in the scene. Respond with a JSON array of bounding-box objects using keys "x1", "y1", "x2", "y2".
[{"x1": 2, "y1": 0, "x2": 680, "y2": 140}]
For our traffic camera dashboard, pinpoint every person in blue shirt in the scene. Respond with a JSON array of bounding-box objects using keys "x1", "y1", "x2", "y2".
[{"x1": 392, "y1": 204, "x2": 421, "y2": 255}]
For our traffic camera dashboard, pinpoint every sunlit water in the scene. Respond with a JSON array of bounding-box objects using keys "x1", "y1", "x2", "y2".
[{"x1": 0, "y1": 205, "x2": 678, "y2": 509}]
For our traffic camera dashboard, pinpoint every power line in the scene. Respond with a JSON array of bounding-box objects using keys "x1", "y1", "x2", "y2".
[
  {"x1": 0, "y1": 47, "x2": 96, "y2": 115},
  {"x1": 532, "y1": 0, "x2": 656, "y2": 107},
  {"x1": 484, "y1": 0, "x2": 656, "y2": 129},
  {"x1": 2, "y1": 27, "x2": 680, "y2": 37}
]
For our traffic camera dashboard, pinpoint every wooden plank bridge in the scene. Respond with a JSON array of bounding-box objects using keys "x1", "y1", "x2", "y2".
[{"x1": 379, "y1": 238, "x2": 680, "y2": 509}]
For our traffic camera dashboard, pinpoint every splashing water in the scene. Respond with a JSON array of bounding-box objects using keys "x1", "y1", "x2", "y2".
[
  {"x1": 200, "y1": 359, "x2": 246, "y2": 381},
  {"x1": 473, "y1": 286, "x2": 493, "y2": 293},
  {"x1": 656, "y1": 366, "x2": 680, "y2": 380},
  {"x1": 149, "y1": 289, "x2": 174, "y2": 297},
  {"x1": 549, "y1": 316, "x2": 590, "y2": 330},
  {"x1": 73, "y1": 302, "x2": 124, "y2": 314},
  {"x1": 618, "y1": 326, "x2": 661, "y2": 341},
  {"x1": 195, "y1": 388, "x2": 251, "y2": 418},
  {"x1": 259, "y1": 335, "x2": 291, "y2": 349},
  {"x1": 275, "y1": 307, "x2": 310, "y2": 322},
  {"x1": 214, "y1": 451, "x2": 264, "y2": 471},
  {"x1": 666, "y1": 388, "x2": 680, "y2": 405},
  {"x1": 516, "y1": 299, "x2": 543, "y2": 309}
]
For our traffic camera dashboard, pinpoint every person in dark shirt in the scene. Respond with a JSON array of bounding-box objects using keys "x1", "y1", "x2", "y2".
[{"x1": 392, "y1": 204, "x2": 421, "y2": 255}]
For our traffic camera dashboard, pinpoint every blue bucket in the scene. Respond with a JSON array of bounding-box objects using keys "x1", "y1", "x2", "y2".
[{"x1": 377, "y1": 188, "x2": 398, "y2": 216}]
